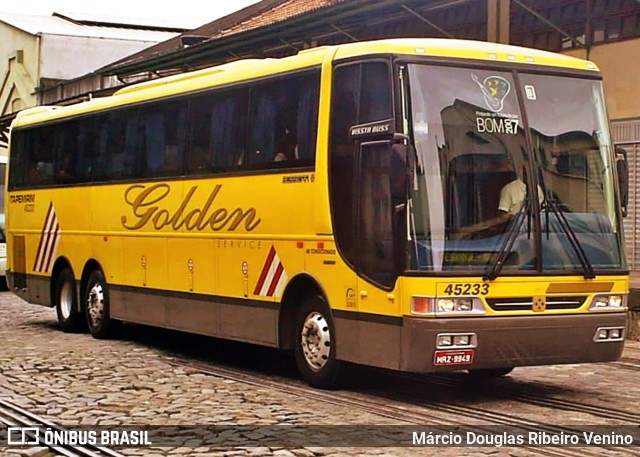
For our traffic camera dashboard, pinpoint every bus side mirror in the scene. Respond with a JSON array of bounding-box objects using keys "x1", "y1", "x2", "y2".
[{"x1": 615, "y1": 147, "x2": 628, "y2": 217}]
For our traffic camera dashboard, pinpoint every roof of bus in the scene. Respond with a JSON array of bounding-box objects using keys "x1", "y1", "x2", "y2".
[
  {"x1": 334, "y1": 38, "x2": 599, "y2": 71},
  {"x1": 12, "y1": 38, "x2": 598, "y2": 128}
]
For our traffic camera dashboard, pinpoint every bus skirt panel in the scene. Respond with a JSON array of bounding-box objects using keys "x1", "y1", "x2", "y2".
[{"x1": 400, "y1": 312, "x2": 627, "y2": 372}]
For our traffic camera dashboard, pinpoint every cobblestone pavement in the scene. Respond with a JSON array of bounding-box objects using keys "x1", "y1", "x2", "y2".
[{"x1": 1, "y1": 291, "x2": 639, "y2": 457}]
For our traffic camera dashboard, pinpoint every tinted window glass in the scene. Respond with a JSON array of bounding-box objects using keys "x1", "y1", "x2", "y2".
[
  {"x1": 329, "y1": 61, "x2": 394, "y2": 278},
  {"x1": 329, "y1": 64, "x2": 360, "y2": 267},
  {"x1": 75, "y1": 118, "x2": 95, "y2": 182},
  {"x1": 8, "y1": 131, "x2": 31, "y2": 189},
  {"x1": 30, "y1": 126, "x2": 55, "y2": 185},
  {"x1": 53, "y1": 121, "x2": 80, "y2": 183},
  {"x1": 187, "y1": 90, "x2": 248, "y2": 173},
  {"x1": 9, "y1": 70, "x2": 320, "y2": 189},
  {"x1": 360, "y1": 62, "x2": 393, "y2": 123},
  {"x1": 141, "y1": 100, "x2": 187, "y2": 177},
  {"x1": 247, "y1": 73, "x2": 319, "y2": 169},
  {"x1": 95, "y1": 109, "x2": 139, "y2": 181},
  {"x1": 359, "y1": 140, "x2": 396, "y2": 287}
]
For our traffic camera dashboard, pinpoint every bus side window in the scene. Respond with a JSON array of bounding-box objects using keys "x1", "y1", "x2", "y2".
[
  {"x1": 141, "y1": 100, "x2": 187, "y2": 178},
  {"x1": 360, "y1": 63, "x2": 393, "y2": 122},
  {"x1": 105, "y1": 114, "x2": 128, "y2": 180},
  {"x1": 54, "y1": 121, "x2": 78, "y2": 183},
  {"x1": 42, "y1": 117, "x2": 93, "y2": 185},
  {"x1": 32, "y1": 126, "x2": 55, "y2": 185},
  {"x1": 295, "y1": 74, "x2": 320, "y2": 163},
  {"x1": 209, "y1": 92, "x2": 247, "y2": 169},
  {"x1": 9, "y1": 131, "x2": 36, "y2": 189},
  {"x1": 93, "y1": 114, "x2": 111, "y2": 182},
  {"x1": 186, "y1": 94, "x2": 213, "y2": 173},
  {"x1": 75, "y1": 118, "x2": 94, "y2": 182},
  {"x1": 100, "y1": 109, "x2": 139, "y2": 181},
  {"x1": 247, "y1": 73, "x2": 319, "y2": 168},
  {"x1": 121, "y1": 114, "x2": 140, "y2": 179},
  {"x1": 186, "y1": 89, "x2": 247, "y2": 173},
  {"x1": 248, "y1": 87, "x2": 278, "y2": 165}
]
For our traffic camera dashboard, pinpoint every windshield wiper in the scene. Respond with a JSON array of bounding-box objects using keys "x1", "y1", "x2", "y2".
[
  {"x1": 544, "y1": 198, "x2": 596, "y2": 279},
  {"x1": 483, "y1": 198, "x2": 530, "y2": 281}
]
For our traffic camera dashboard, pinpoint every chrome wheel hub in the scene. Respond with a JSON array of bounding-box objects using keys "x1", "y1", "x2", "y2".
[{"x1": 300, "y1": 311, "x2": 331, "y2": 370}]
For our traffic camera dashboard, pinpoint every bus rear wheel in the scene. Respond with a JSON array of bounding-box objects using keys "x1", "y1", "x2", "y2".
[
  {"x1": 293, "y1": 295, "x2": 342, "y2": 389},
  {"x1": 84, "y1": 269, "x2": 119, "y2": 339},
  {"x1": 54, "y1": 267, "x2": 84, "y2": 332}
]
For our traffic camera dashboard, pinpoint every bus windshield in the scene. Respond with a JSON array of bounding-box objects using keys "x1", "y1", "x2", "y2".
[{"x1": 406, "y1": 64, "x2": 625, "y2": 275}]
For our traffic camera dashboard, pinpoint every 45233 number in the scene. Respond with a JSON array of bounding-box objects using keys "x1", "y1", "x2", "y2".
[{"x1": 443, "y1": 283, "x2": 489, "y2": 296}]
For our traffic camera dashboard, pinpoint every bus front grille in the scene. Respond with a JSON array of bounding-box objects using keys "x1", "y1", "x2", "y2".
[{"x1": 485, "y1": 296, "x2": 587, "y2": 312}]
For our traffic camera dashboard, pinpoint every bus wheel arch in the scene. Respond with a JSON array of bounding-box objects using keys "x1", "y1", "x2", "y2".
[
  {"x1": 278, "y1": 274, "x2": 326, "y2": 351},
  {"x1": 51, "y1": 258, "x2": 84, "y2": 332},
  {"x1": 81, "y1": 260, "x2": 120, "y2": 339},
  {"x1": 280, "y1": 275, "x2": 342, "y2": 389}
]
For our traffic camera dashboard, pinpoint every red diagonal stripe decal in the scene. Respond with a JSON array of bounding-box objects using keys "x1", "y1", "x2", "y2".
[
  {"x1": 266, "y1": 262, "x2": 284, "y2": 297},
  {"x1": 34, "y1": 202, "x2": 55, "y2": 272},
  {"x1": 254, "y1": 246, "x2": 276, "y2": 295}
]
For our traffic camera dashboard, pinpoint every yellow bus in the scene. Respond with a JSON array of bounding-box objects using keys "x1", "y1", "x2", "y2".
[{"x1": 6, "y1": 38, "x2": 629, "y2": 388}]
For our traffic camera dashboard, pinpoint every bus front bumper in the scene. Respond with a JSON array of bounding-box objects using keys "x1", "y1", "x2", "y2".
[{"x1": 401, "y1": 312, "x2": 627, "y2": 372}]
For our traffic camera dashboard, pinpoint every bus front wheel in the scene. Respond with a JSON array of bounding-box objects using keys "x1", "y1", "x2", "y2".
[
  {"x1": 54, "y1": 267, "x2": 84, "y2": 332},
  {"x1": 84, "y1": 269, "x2": 119, "y2": 339},
  {"x1": 293, "y1": 295, "x2": 342, "y2": 389}
]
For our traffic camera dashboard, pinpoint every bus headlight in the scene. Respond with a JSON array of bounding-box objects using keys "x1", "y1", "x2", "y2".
[
  {"x1": 588, "y1": 294, "x2": 627, "y2": 311},
  {"x1": 411, "y1": 297, "x2": 486, "y2": 316},
  {"x1": 437, "y1": 299, "x2": 455, "y2": 313},
  {"x1": 436, "y1": 332, "x2": 477, "y2": 349},
  {"x1": 593, "y1": 326, "x2": 625, "y2": 342},
  {"x1": 437, "y1": 298, "x2": 473, "y2": 313},
  {"x1": 437, "y1": 334, "x2": 453, "y2": 346},
  {"x1": 453, "y1": 334, "x2": 470, "y2": 346}
]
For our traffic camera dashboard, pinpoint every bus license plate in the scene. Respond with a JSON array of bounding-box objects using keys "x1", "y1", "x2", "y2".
[{"x1": 433, "y1": 349, "x2": 475, "y2": 366}]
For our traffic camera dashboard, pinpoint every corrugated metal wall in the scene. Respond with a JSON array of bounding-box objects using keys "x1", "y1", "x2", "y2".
[{"x1": 612, "y1": 119, "x2": 640, "y2": 270}]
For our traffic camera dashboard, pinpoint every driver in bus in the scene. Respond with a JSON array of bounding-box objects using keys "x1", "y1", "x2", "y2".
[
  {"x1": 498, "y1": 168, "x2": 529, "y2": 216},
  {"x1": 459, "y1": 156, "x2": 542, "y2": 238},
  {"x1": 497, "y1": 160, "x2": 544, "y2": 216}
]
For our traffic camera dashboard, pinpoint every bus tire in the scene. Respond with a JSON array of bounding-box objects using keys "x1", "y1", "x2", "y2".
[
  {"x1": 293, "y1": 295, "x2": 342, "y2": 389},
  {"x1": 84, "y1": 269, "x2": 119, "y2": 339},
  {"x1": 467, "y1": 367, "x2": 514, "y2": 378},
  {"x1": 54, "y1": 267, "x2": 84, "y2": 332}
]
